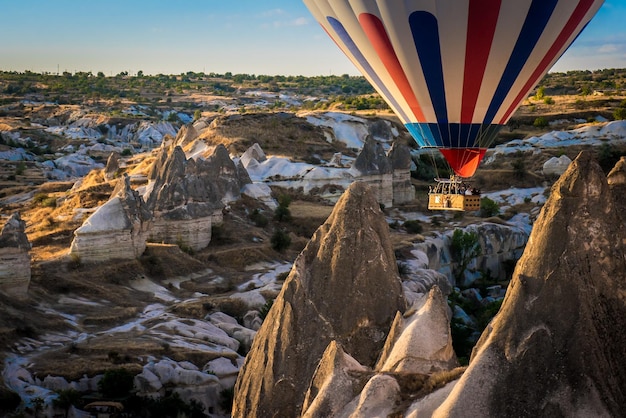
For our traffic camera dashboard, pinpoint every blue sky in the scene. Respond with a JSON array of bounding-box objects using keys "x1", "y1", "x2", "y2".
[{"x1": 0, "y1": 0, "x2": 624, "y2": 76}]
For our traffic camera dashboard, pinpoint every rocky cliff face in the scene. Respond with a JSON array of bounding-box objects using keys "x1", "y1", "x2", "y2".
[
  {"x1": 145, "y1": 141, "x2": 250, "y2": 251},
  {"x1": 432, "y1": 151, "x2": 626, "y2": 417},
  {"x1": 232, "y1": 182, "x2": 406, "y2": 418},
  {"x1": 0, "y1": 213, "x2": 31, "y2": 298},
  {"x1": 388, "y1": 141, "x2": 416, "y2": 205},
  {"x1": 415, "y1": 222, "x2": 528, "y2": 286},
  {"x1": 69, "y1": 174, "x2": 152, "y2": 263},
  {"x1": 351, "y1": 136, "x2": 394, "y2": 208}
]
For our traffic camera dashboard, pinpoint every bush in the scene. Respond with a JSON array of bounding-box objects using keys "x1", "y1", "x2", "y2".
[
  {"x1": 403, "y1": 219, "x2": 423, "y2": 234},
  {"x1": 480, "y1": 197, "x2": 500, "y2": 218},
  {"x1": 533, "y1": 116, "x2": 548, "y2": 128},
  {"x1": 260, "y1": 299, "x2": 274, "y2": 320},
  {"x1": 271, "y1": 228, "x2": 291, "y2": 252},
  {"x1": 250, "y1": 209, "x2": 268, "y2": 227},
  {"x1": 614, "y1": 107, "x2": 626, "y2": 121},
  {"x1": 274, "y1": 194, "x2": 292, "y2": 222},
  {"x1": 98, "y1": 368, "x2": 135, "y2": 398}
]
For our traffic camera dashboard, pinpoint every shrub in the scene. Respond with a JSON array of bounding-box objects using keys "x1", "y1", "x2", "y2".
[
  {"x1": 250, "y1": 209, "x2": 268, "y2": 227},
  {"x1": 274, "y1": 195, "x2": 292, "y2": 222},
  {"x1": 260, "y1": 299, "x2": 274, "y2": 320},
  {"x1": 98, "y1": 368, "x2": 135, "y2": 398},
  {"x1": 533, "y1": 116, "x2": 548, "y2": 128},
  {"x1": 614, "y1": 107, "x2": 626, "y2": 121},
  {"x1": 271, "y1": 228, "x2": 291, "y2": 252},
  {"x1": 543, "y1": 96, "x2": 555, "y2": 105},
  {"x1": 403, "y1": 219, "x2": 423, "y2": 234},
  {"x1": 480, "y1": 197, "x2": 500, "y2": 218}
]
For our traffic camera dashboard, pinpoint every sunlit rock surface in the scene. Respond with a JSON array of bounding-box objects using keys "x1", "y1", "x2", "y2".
[
  {"x1": 232, "y1": 182, "x2": 405, "y2": 417},
  {"x1": 0, "y1": 212, "x2": 31, "y2": 298},
  {"x1": 433, "y1": 151, "x2": 626, "y2": 417},
  {"x1": 69, "y1": 174, "x2": 152, "y2": 263}
]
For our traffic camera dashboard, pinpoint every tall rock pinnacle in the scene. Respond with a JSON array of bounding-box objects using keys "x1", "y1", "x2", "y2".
[
  {"x1": 434, "y1": 151, "x2": 626, "y2": 417},
  {"x1": 233, "y1": 181, "x2": 406, "y2": 418}
]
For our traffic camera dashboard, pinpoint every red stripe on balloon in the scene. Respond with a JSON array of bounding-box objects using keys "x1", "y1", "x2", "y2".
[
  {"x1": 499, "y1": 0, "x2": 598, "y2": 123},
  {"x1": 359, "y1": 13, "x2": 426, "y2": 121},
  {"x1": 461, "y1": 0, "x2": 502, "y2": 123}
]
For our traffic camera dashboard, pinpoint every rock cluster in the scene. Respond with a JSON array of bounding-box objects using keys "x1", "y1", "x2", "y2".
[
  {"x1": 351, "y1": 136, "x2": 394, "y2": 207},
  {"x1": 415, "y1": 222, "x2": 528, "y2": 286},
  {"x1": 69, "y1": 174, "x2": 152, "y2": 263},
  {"x1": 433, "y1": 151, "x2": 626, "y2": 417},
  {"x1": 145, "y1": 138, "x2": 251, "y2": 252},
  {"x1": 351, "y1": 137, "x2": 416, "y2": 207},
  {"x1": 233, "y1": 182, "x2": 407, "y2": 417},
  {"x1": 233, "y1": 151, "x2": 626, "y2": 416},
  {"x1": 388, "y1": 141, "x2": 416, "y2": 205},
  {"x1": 0, "y1": 213, "x2": 31, "y2": 298}
]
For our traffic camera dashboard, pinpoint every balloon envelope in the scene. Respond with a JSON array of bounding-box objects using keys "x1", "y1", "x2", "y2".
[{"x1": 303, "y1": 0, "x2": 604, "y2": 177}]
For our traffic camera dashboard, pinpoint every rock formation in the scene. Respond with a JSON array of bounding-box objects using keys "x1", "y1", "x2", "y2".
[
  {"x1": 415, "y1": 222, "x2": 528, "y2": 286},
  {"x1": 0, "y1": 213, "x2": 31, "y2": 298},
  {"x1": 607, "y1": 156, "x2": 626, "y2": 203},
  {"x1": 69, "y1": 174, "x2": 152, "y2": 263},
  {"x1": 377, "y1": 286, "x2": 457, "y2": 374},
  {"x1": 351, "y1": 136, "x2": 393, "y2": 208},
  {"x1": 432, "y1": 151, "x2": 626, "y2": 417},
  {"x1": 145, "y1": 143, "x2": 250, "y2": 251},
  {"x1": 103, "y1": 152, "x2": 120, "y2": 181},
  {"x1": 301, "y1": 286, "x2": 456, "y2": 417},
  {"x1": 301, "y1": 341, "x2": 370, "y2": 418},
  {"x1": 232, "y1": 182, "x2": 406, "y2": 417},
  {"x1": 388, "y1": 141, "x2": 416, "y2": 205},
  {"x1": 542, "y1": 154, "x2": 572, "y2": 176}
]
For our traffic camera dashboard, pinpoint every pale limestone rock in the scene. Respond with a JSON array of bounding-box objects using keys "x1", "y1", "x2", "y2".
[
  {"x1": 0, "y1": 213, "x2": 31, "y2": 298},
  {"x1": 352, "y1": 136, "x2": 394, "y2": 208},
  {"x1": 377, "y1": 286, "x2": 458, "y2": 374},
  {"x1": 103, "y1": 152, "x2": 120, "y2": 181},
  {"x1": 146, "y1": 143, "x2": 249, "y2": 251},
  {"x1": 388, "y1": 141, "x2": 415, "y2": 205},
  {"x1": 542, "y1": 154, "x2": 572, "y2": 176},
  {"x1": 149, "y1": 216, "x2": 212, "y2": 252},
  {"x1": 240, "y1": 143, "x2": 267, "y2": 168},
  {"x1": 338, "y1": 374, "x2": 401, "y2": 418},
  {"x1": 69, "y1": 175, "x2": 151, "y2": 263},
  {"x1": 302, "y1": 341, "x2": 369, "y2": 418},
  {"x1": 414, "y1": 222, "x2": 528, "y2": 286}
]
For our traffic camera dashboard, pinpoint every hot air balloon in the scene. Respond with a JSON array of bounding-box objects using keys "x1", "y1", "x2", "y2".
[{"x1": 303, "y1": 0, "x2": 604, "y2": 210}]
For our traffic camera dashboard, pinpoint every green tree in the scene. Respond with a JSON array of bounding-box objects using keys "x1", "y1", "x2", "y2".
[
  {"x1": 193, "y1": 109, "x2": 202, "y2": 121},
  {"x1": 480, "y1": 197, "x2": 500, "y2": 218},
  {"x1": 274, "y1": 194, "x2": 292, "y2": 222},
  {"x1": 53, "y1": 389, "x2": 82, "y2": 418},
  {"x1": 450, "y1": 229, "x2": 482, "y2": 282},
  {"x1": 271, "y1": 228, "x2": 291, "y2": 252}
]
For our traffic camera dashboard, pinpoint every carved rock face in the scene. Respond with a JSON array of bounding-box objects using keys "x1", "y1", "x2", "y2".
[
  {"x1": 233, "y1": 182, "x2": 405, "y2": 418},
  {"x1": 434, "y1": 151, "x2": 626, "y2": 417},
  {"x1": 0, "y1": 213, "x2": 31, "y2": 298}
]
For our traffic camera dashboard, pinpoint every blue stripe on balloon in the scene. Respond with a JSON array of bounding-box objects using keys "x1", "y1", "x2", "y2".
[
  {"x1": 484, "y1": 0, "x2": 559, "y2": 124},
  {"x1": 406, "y1": 123, "x2": 503, "y2": 148},
  {"x1": 327, "y1": 16, "x2": 411, "y2": 123},
  {"x1": 408, "y1": 11, "x2": 447, "y2": 125}
]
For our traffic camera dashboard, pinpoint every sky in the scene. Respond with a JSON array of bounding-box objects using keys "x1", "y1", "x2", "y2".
[{"x1": 0, "y1": 0, "x2": 624, "y2": 77}]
